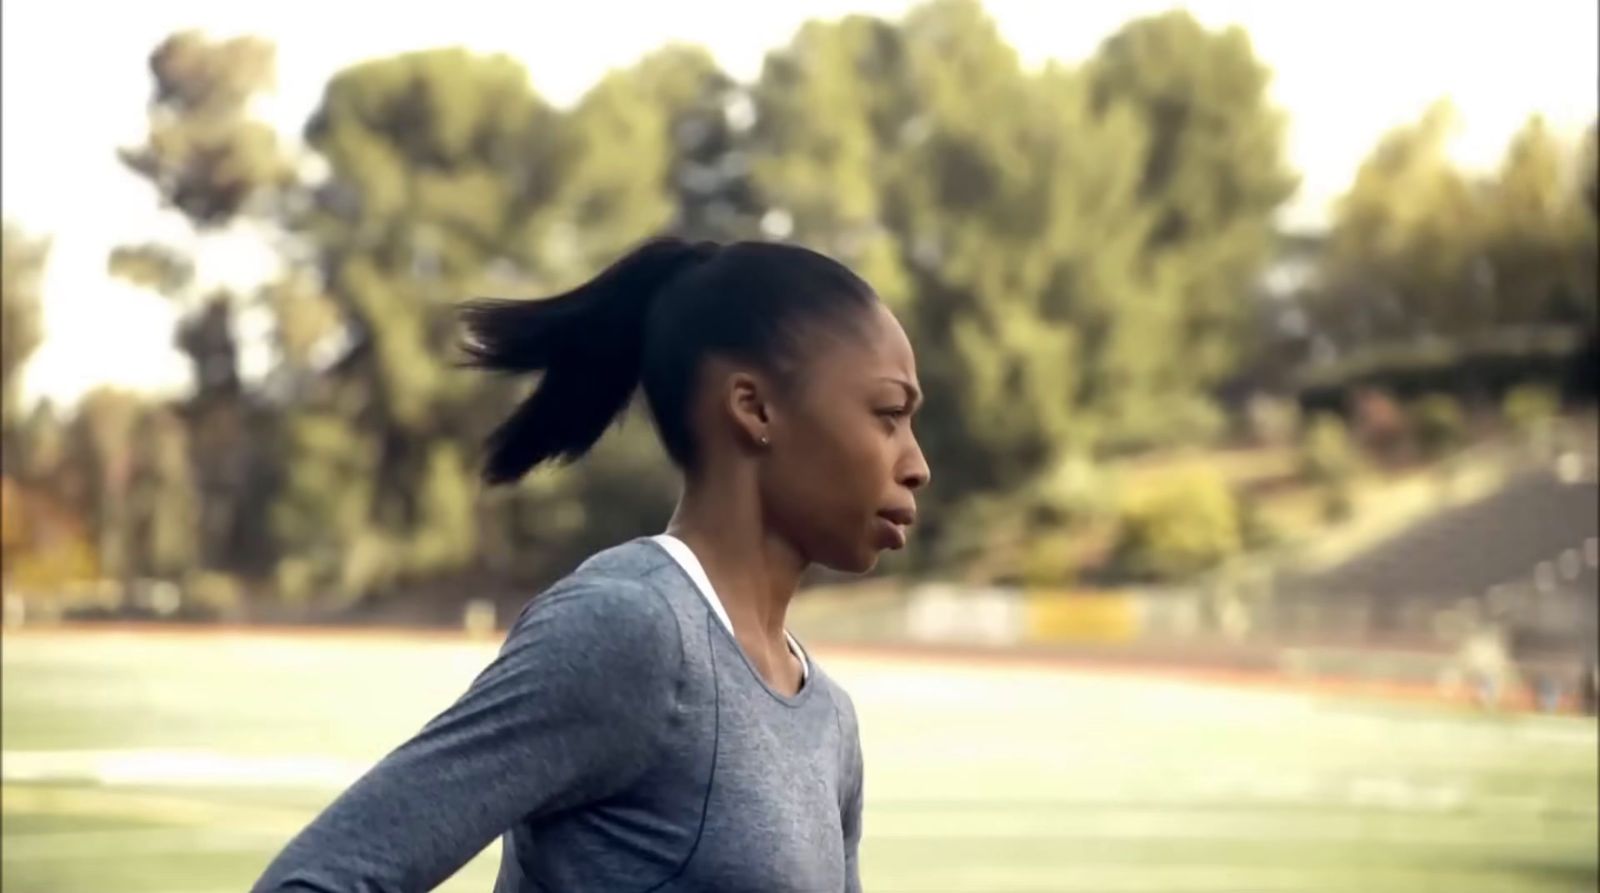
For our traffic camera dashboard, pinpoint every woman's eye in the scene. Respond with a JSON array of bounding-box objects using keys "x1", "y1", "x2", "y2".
[{"x1": 877, "y1": 407, "x2": 909, "y2": 420}]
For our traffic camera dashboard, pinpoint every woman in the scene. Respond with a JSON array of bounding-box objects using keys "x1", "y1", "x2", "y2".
[{"x1": 252, "y1": 238, "x2": 931, "y2": 892}]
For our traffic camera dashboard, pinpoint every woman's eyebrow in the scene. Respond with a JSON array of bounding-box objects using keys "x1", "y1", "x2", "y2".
[{"x1": 878, "y1": 377, "x2": 922, "y2": 407}]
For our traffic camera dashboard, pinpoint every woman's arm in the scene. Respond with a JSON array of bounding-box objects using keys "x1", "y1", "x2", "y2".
[
  {"x1": 251, "y1": 579, "x2": 683, "y2": 892},
  {"x1": 839, "y1": 695, "x2": 865, "y2": 893}
]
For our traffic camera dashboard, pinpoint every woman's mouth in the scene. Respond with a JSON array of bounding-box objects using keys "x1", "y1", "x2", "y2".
[
  {"x1": 874, "y1": 517, "x2": 907, "y2": 550},
  {"x1": 875, "y1": 507, "x2": 916, "y2": 550}
]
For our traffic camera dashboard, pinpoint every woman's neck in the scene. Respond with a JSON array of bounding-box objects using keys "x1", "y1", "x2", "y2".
[{"x1": 665, "y1": 475, "x2": 806, "y2": 652}]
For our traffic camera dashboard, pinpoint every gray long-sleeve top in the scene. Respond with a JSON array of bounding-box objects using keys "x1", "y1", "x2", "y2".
[{"x1": 251, "y1": 537, "x2": 864, "y2": 892}]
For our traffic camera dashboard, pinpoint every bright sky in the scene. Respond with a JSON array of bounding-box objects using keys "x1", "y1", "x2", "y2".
[{"x1": 2, "y1": 0, "x2": 1595, "y2": 408}]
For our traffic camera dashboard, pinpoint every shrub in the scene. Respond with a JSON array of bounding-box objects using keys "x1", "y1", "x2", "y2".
[{"x1": 1110, "y1": 467, "x2": 1243, "y2": 582}]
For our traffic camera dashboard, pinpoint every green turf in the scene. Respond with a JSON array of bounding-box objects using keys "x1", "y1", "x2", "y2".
[{"x1": 3, "y1": 631, "x2": 1595, "y2": 892}]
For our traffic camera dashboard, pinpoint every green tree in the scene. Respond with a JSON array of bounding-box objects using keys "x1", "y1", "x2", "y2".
[
  {"x1": 885, "y1": 0, "x2": 1167, "y2": 499},
  {"x1": 1480, "y1": 116, "x2": 1598, "y2": 329},
  {"x1": 635, "y1": 46, "x2": 764, "y2": 243},
  {"x1": 119, "y1": 31, "x2": 285, "y2": 225},
  {"x1": 1314, "y1": 107, "x2": 1596, "y2": 353},
  {"x1": 1314, "y1": 101, "x2": 1487, "y2": 346},
  {"x1": 8, "y1": 401, "x2": 68, "y2": 487},
  {"x1": 257, "y1": 269, "x2": 344, "y2": 401},
  {"x1": 125, "y1": 408, "x2": 198, "y2": 580},
  {"x1": 50, "y1": 391, "x2": 201, "y2": 587},
  {"x1": 1089, "y1": 10, "x2": 1298, "y2": 384},
  {"x1": 114, "y1": 32, "x2": 291, "y2": 577},
  {"x1": 747, "y1": 0, "x2": 1231, "y2": 567},
  {"x1": 1, "y1": 222, "x2": 49, "y2": 431},
  {"x1": 749, "y1": 13, "x2": 915, "y2": 303},
  {"x1": 268, "y1": 411, "x2": 380, "y2": 602},
  {"x1": 279, "y1": 48, "x2": 565, "y2": 600},
  {"x1": 67, "y1": 389, "x2": 145, "y2": 581},
  {"x1": 114, "y1": 30, "x2": 290, "y2": 395},
  {"x1": 542, "y1": 45, "x2": 754, "y2": 282},
  {"x1": 277, "y1": 43, "x2": 761, "y2": 602},
  {"x1": 887, "y1": 0, "x2": 1076, "y2": 502}
]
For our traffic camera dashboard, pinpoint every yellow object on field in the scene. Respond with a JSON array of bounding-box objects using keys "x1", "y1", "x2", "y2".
[{"x1": 1023, "y1": 590, "x2": 1141, "y2": 643}]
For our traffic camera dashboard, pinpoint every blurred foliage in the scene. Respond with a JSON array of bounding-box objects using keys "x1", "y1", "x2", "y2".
[
  {"x1": 2, "y1": 222, "x2": 49, "y2": 430},
  {"x1": 70, "y1": 389, "x2": 144, "y2": 581},
  {"x1": 3, "y1": 3, "x2": 1595, "y2": 614},
  {"x1": 1503, "y1": 384, "x2": 1560, "y2": 437},
  {"x1": 1110, "y1": 466, "x2": 1243, "y2": 582},
  {"x1": 1308, "y1": 102, "x2": 1597, "y2": 349},
  {"x1": 1020, "y1": 529, "x2": 1079, "y2": 588},
  {"x1": 182, "y1": 570, "x2": 245, "y2": 619},
  {"x1": 1, "y1": 475, "x2": 99, "y2": 594},
  {"x1": 276, "y1": 43, "x2": 733, "y2": 599},
  {"x1": 1088, "y1": 11, "x2": 1299, "y2": 387},
  {"x1": 109, "y1": 31, "x2": 288, "y2": 587},
  {"x1": 747, "y1": 0, "x2": 1290, "y2": 537},
  {"x1": 749, "y1": 13, "x2": 916, "y2": 303},
  {"x1": 125, "y1": 408, "x2": 199, "y2": 580},
  {"x1": 280, "y1": 48, "x2": 558, "y2": 599},
  {"x1": 1243, "y1": 394, "x2": 1301, "y2": 447},
  {"x1": 107, "y1": 243, "x2": 196, "y2": 298},
  {"x1": 890, "y1": 1, "x2": 1145, "y2": 502},
  {"x1": 1299, "y1": 413, "x2": 1358, "y2": 485},
  {"x1": 117, "y1": 31, "x2": 290, "y2": 227},
  {"x1": 1482, "y1": 117, "x2": 1598, "y2": 330},
  {"x1": 6, "y1": 402, "x2": 68, "y2": 485},
  {"x1": 1236, "y1": 495, "x2": 1286, "y2": 552},
  {"x1": 1409, "y1": 394, "x2": 1467, "y2": 459},
  {"x1": 1299, "y1": 412, "x2": 1359, "y2": 521},
  {"x1": 1350, "y1": 388, "x2": 1407, "y2": 458}
]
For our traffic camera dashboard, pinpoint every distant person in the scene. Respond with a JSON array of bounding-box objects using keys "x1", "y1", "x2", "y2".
[
  {"x1": 1531, "y1": 670, "x2": 1563, "y2": 713},
  {"x1": 1458, "y1": 624, "x2": 1513, "y2": 711},
  {"x1": 252, "y1": 239, "x2": 929, "y2": 892}
]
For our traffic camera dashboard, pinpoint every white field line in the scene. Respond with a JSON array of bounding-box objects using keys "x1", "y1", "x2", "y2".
[{"x1": 3, "y1": 749, "x2": 368, "y2": 788}]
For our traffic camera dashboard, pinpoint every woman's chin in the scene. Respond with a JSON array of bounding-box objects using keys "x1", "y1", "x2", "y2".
[
  {"x1": 854, "y1": 545, "x2": 890, "y2": 575},
  {"x1": 818, "y1": 547, "x2": 880, "y2": 576}
]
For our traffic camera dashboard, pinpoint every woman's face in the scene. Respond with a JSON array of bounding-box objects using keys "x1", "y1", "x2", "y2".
[{"x1": 761, "y1": 302, "x2": 931, "y2": 574}]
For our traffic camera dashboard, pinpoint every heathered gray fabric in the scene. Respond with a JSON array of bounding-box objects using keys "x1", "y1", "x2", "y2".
[{"x1": 251, "y1": 537, "x2": 864, "y2": 892}]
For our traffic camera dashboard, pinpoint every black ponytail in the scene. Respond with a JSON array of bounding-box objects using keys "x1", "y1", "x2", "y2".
[
  {"x1": 461, "y1": 237, "x2": 878, "y2": 486},
  {"x1": 459, "y1": 238, "x2": 717, "y2": 485}
]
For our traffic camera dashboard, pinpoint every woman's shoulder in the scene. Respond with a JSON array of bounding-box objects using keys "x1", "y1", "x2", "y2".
[
  {"x1": 505, "y1": 539, "x2": 686, "y2": 658},
  {"x1": 816, "y1": 668, "x2": 859, "y2": 728},
  {"x1": 568, "y1": 536, "x2": 678, "y2": 580}
]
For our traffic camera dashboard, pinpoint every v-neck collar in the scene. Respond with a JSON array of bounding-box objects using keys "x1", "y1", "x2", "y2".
[{"x1": 648, "y1": 534, "x2": 810, "y2": 686}]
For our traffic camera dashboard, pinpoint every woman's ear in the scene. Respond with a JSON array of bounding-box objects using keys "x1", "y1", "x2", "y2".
[{"x1": 725, "y1": 370, "x2": 773, "y2": 449}]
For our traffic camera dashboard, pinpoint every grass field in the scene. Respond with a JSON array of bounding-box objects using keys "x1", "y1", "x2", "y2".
[{"x1": 2, "y1": 629, "x2": 1596, "y2": 893}]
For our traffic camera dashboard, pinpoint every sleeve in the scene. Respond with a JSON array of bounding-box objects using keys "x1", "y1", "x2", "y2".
[
  {"x1": 839, "y1": 693, "x2": 865, "y2": 893},
  {"x1": 251, "y1": 579, "x2": 683, "y2": 893}
]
